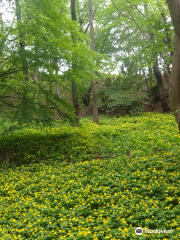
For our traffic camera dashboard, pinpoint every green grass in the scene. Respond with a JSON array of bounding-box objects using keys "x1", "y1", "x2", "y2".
[{"x1": 0, "y1": 112, "x2": 179, "y2": 239}]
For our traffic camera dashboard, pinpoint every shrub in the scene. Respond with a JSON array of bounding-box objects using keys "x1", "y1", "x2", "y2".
[
  {"x1": 149, "y1": 85, "x2": 160, "y2": 101},
  {"x1": 98, "y1": 88, "x2": 146, "y2": 115}
]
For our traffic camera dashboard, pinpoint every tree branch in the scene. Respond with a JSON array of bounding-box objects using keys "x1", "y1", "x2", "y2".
[
  {"x1": 0, "y1": 62, "x2": 22, "y2": 78},
  {"x1": 84, "y1": 9, "x2": 97, "y2": 34},
  {"x1": 111, "y1": 0, "x2": 149, "y2": 40},
  {"x1": 0, "y1": 96, "x2": 25, "y2": 99},
  {"x1": 125, "y1": 0, "x2": 150, "y2": 21}
]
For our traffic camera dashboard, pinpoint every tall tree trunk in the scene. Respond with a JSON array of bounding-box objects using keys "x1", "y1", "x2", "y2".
[
  {"x1": 166, "y1": 1, "x2": 180, "y2": 133},
  {"x1": 169, "y1": 32, "x2": 180, "y2": 131},
  {"x1": 89, "y1": 0, "x2": 98, "y2": 123},
  {"x1": 15, "y1": 0, "x2": 29, "y2": 82},
  {"x1": 149, "y1": 32, "x2": 170, "y2": 112},
  {"x1": 153, "y1": 57, "x2": 170, "y2": 112},
  {"x1": 71, "y1": 0, "x2": 76, "y2": 21},
  {"x1": 144, "y1": 4, "x2": 170, "y2": 112},
  {"x1": 167, "y1": 0, "x2": 180, "y2": 43},
  {"x1": 71, "y1": 0, "x2": 79, "y2": 123}
]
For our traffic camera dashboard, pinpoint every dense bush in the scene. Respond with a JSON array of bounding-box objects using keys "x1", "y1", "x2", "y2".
[{"x1": 98, "y1": 88, "x2": 146, "y2": 115}]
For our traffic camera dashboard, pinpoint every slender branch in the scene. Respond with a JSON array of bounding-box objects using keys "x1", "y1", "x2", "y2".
[
  {"x1": 0, "y1": 96, "x2": 25, "y2": 99},
  {"x1": 84, "y1": 23, "x2": 90, "y2": 34},
  {"x1": 111, "y1": 0, "x2": 149, "y2": 40},
  {"x1": 126, "y1": 0, "x2": 149, "y2": 20},
  {"x1": 126, "y1": 9, "x2": 149, "y2": 40},
  {"x1": 0, "y1": 62, "x2": 22, "y2": 78},
  {"x1": 0, "y1": 68, "x2": 21, "y2": 78},
  {"x1": 84, "y1": 9, "x2": 97, "y2": 34},
  {"x1": 93, "y1": 9, "x2": 97, "y2": 18}
]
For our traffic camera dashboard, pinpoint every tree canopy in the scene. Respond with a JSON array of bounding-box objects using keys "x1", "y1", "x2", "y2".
[
  {"x1": 0, "y1": 0, "x2": 108, "y2": 125},
  {"x1": 0, "y1": 0, "x2": 177, "y2": 127}
]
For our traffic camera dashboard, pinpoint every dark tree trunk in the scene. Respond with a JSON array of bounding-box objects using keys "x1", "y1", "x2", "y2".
[
  {"x1": 149, "y1": 31, "x2": 170, "y2": 112},
  {"x1": 143, "y1": 4, "x2": 170, "y2": 113},
  {"x1": 82, "y1": 93, "x2": 90, "y2": 106},
  {"x1": 153, "y1": 57, "x2": 170, "y2": 112},
  {"x1": 71, "y1": 0, "x2": 76, "y2": 21}
]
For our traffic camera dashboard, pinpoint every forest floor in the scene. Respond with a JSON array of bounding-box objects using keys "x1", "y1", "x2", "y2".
[{"x1": 0, "y1": 113, "x2": 179, "y2": 239}]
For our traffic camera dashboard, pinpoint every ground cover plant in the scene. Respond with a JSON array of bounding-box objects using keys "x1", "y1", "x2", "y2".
[{"x1": 0, "y1": 112, "x2": 180, "y2": 239}]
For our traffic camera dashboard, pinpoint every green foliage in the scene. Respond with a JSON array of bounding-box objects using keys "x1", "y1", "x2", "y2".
[
  {"x1": 1, "y1": 0, "x2": 173, "y2": 127},
  {"x1": 98, "y1": 88, "x2": 145, "y2": 115},
  {"x1": 94, "y1": 0, "x2": 173, "y2": 77},
  {"x1": 0, "y1": 0, "x2": 110, "y2": 127},
  {"x1": 97, "y1": 75, "x2": 147, "y2": 115},
  {"x1": 0, "y1": 74, "x2": 76, "y2": 131},
  {"x1": 0, "y1": 113, "x2": 180, "y2": 239}
]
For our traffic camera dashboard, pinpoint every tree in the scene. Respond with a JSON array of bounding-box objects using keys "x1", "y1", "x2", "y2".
[
  {"x1": 167, "y1": 1, "x2": 180, "y2": 133},
  {"x1": 167, "y1": 1, "x2": 180, "y2": 42},
  {"x1": 89, "y1": 0, "x2": 98, "y2": 123},
  {"x1": 107, "y1": 0, "x2": 171, "y2": 112},
  {"x1": 75, "y1": 0, "x2": 111, "y2": 109},
  {"x1": 0, "y1": 0, "x2": 102, "y2": 127},
  {"x1": 71, "y1": 0, "x2": 80, "y2": 123}
]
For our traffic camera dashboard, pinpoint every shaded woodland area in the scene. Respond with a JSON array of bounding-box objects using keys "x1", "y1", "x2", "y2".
[{"x1": 1, "y1": 0, "x2": 179, "y2": 128}]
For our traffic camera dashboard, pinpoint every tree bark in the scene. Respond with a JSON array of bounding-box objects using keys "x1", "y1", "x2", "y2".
[
  {"x1": 169, "y1": 32, "x2": 180, "y2": 132},
  {"x1": 166, "y1": 1, "x2": 180, "y2": 133},
  {"x1": 167, "y1": 0, "x2": 180, "y2": 43},
  {"x1": 71, "y1": 0, "x2": 76, "y2": 21},
  {"x1": 6, "y1": 151, "x2": 11, "y2": 164},
  {"x1": 89, "y1": 0, "x2": 98, "y2": 123}
]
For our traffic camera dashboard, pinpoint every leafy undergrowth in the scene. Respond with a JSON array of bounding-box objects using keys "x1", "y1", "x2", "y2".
[{"x1": 0, "y1": 112, "x2": 180, "y2": 239}]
